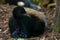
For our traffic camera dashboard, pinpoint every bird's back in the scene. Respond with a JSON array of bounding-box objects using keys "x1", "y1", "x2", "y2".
[{"x1": 25, "y1": 14, "x2": 45, "y2": 37}]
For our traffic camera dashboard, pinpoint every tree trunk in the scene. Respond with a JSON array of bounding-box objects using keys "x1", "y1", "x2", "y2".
[{"x1": 53, "y1": 0, "x2": 60, "y2": 32}]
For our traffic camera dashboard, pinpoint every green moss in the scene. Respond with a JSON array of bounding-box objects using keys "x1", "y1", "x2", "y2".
[{"x1": 53, "y1": 21, "x2": 60, "y2": 32}]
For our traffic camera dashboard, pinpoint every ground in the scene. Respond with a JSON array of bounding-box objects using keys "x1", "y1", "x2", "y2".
[{"x1": 0, "y1": 4, "x2": 60, "y2": 40}]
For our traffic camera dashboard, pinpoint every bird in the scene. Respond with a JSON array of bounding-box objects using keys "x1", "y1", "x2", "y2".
[
  {"x1": 5, "y1": 0, "x2": 18, "y2": 5},
  {"x1": 17, "y1": 0, "x2": 42, "y2": 10},
  {"x1": 9, "y1": 6, "x2": 47, "y2": 38},
  {"x1": 5, "y1": 0, "x2": 42, "y2": 10}
]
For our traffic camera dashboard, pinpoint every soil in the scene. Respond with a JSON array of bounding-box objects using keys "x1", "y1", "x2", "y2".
[{"x1": 0, "y1": 4, "x2": 59, "y2": 40}]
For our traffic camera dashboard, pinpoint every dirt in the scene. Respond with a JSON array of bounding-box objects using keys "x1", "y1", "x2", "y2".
[{"x1": 0, "y1": 4, "x2": 59, "y2": 40}]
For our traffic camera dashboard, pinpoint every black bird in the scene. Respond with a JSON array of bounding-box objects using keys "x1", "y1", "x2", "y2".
[
  {"x1": 9, "y1": 6, "x2": 47, "y2": 38},
  {"x1": 5, "y1": 0, "x2": 42, "y2": 10},
  {"x1": 18, "y1": 0, "x2": 41, "y2": 10},
  {"x1": 5, "y1": 0, "x2": 18, "y2": 5}
]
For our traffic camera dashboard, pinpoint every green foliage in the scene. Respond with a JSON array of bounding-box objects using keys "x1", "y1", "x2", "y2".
[
  {"x1": 47, "y1": 3, "x2": 56, "y2": 9},
  {"x1": 0, "y1": 0, "x2": 4, "y2": 4},
  {"x1": 31, "y1": 0, "x2": 43, "y2": 7},
  {"x1": 31, "y1": 0, "x2": 56, "y2": 9}
]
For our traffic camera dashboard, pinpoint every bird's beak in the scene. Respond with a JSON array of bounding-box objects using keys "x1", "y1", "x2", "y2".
[{"x1": 17, "y1": 2, "x2": 25, "y2": 6}]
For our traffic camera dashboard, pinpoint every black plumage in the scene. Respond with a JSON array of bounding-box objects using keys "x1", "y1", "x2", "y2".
[
  {"x1": 5, "y1": 0, "x2": 42, "y2": 10},
  {"x1": 5, "y1": 0, "x2": 18, "y2": 5},
  {"x1": 9, "y1": 6, "x2": 45, "y2": 38}
]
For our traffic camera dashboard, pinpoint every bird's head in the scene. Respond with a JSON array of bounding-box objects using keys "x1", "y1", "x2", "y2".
[{"x1": 12, "y1": 6, "x2": 26, "y2": 19}]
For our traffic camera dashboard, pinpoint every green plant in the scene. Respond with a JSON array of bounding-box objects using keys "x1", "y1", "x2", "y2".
[{"x1": 31, "y1": 0, "x2": 43, "y2": 7}]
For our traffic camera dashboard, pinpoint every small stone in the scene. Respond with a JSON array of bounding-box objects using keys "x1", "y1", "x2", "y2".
[
  {"x1": 17, "y1": 38, "x2": 26, "y2": 40},
  {"x1": 0, "y1": 38, "x2": 3, "y2": 40},
  {"x1": 0, "y1": 9, "x2": 3, "y2": 12},
  {"x1": 0, "y1": 29, "x2": 2, "y2": 32}
]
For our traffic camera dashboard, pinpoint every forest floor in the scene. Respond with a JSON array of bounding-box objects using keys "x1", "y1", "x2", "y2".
[{"x1": 0, "y1": 4, "x2": 60, "y2": 40}]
